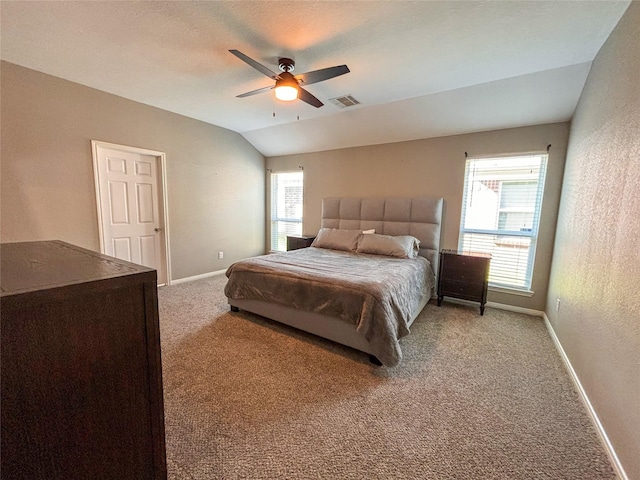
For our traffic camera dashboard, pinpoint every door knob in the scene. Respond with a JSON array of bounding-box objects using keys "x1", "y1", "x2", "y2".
[{"x1": 154, "y1": 227, "x2": 162, "y2": 232}]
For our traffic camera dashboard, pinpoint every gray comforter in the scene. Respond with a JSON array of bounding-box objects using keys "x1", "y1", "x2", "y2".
[{"x1": 224, "y1": 247, "x2": 434, "y2": 366}]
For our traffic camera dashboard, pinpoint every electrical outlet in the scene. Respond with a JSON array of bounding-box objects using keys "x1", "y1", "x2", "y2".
[
  {"x1": 218, "y1": 251, "x2": 224, "y2": 259},
  {"x1": 556, "y1": 298, "x2": 561, "y2": 312}
]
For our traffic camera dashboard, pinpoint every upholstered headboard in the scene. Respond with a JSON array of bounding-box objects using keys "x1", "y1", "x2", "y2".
[{"x1": 320, "y1": 196, "x2": 444, "y2": 274}]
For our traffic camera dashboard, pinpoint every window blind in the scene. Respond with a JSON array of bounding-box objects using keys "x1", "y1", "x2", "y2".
[
  {"x1": 459, "y1": 154, "x2": 547, "y2": 290},
  {"x1": 270, "y1": 171, "x2": 303, "y2": 251}
]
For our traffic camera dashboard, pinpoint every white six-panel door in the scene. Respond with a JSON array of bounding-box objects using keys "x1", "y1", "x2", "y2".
[{"x1": 94, "y1": 143, "x2": 168, "y2": 284}]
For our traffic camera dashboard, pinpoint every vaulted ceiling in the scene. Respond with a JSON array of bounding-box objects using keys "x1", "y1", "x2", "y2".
[{"x1": 1, "y1": 1, "x2": 631, "y2": 157}]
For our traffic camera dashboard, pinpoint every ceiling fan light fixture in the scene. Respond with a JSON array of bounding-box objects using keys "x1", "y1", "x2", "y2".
[
  {"x1": 275, "y1": 85, "x2": 298, "y2": 101},
  {"x1": 274, "y1": 75, "x2": 299, "y2": 101}
]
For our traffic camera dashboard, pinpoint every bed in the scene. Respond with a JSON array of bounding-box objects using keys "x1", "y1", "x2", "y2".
[{"x1": 224, "y1": 196, "x2": 444, "y2": 366}]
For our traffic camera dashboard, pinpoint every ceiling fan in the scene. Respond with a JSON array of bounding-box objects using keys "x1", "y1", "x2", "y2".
[{"x1": 229, "y1": 49, "x2": 350, "y2": 108}]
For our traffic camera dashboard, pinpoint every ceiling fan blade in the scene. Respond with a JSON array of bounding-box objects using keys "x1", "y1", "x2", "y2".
[
  {"x1": 236, "y1": 85, "x2": 274, "y2": 98},
  {"x1": 229, "y1": 49, "x2": 279, "y2": 79},
  {"x1": 297, "y1": 87, "x2": 324, "y2": 108},
  {"x1": 295, "y1": 65, "x2": 350, "y2": 86}
]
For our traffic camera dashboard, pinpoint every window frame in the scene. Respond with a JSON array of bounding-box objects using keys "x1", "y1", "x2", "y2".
[
  {"x1": 458, "y1": 153, "x2": 548, "y2": 293},
  {"x1": 268, "y1": 169, "x2": 304, "y2": 253}
]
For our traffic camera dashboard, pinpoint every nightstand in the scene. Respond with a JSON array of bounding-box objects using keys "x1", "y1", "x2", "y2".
[
  {"x1": 437, "y1": 249, "x2": 491, "y2": 315},
  {"x1": 286, "y1": 235, "x2": 316, "y2": 251}
]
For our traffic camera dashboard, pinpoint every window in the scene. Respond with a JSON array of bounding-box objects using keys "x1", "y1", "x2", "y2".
[
  {"x1": 459, "y1": 154, "x2": 547, "y2": 291},
  {"x1": 270, "y1": 170, "x2": 303, "y2": 252}
]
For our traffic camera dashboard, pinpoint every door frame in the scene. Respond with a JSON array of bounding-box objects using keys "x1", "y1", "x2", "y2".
[{"x1": 91, "y1": 140, "x2": 172, "y2": 286}]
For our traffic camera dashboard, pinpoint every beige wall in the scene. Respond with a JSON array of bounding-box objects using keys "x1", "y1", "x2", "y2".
[
  {"x1": 267, "y1": 123, "x2": 569, "y2": 311},
  {"x1": 1, "y1": 62, "x2": 265, "y2": 281},
  {"x1": 547, "y1": 4, "x2": 639, "y2": 478}
]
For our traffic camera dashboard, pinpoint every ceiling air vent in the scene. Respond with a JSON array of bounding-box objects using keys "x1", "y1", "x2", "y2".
[{"x1": 329, "y1": 94, "x2": 361, "y2": 109}]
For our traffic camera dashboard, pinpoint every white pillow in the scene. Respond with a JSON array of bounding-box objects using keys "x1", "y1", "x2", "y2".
[
  {"x1": 356, "y1": 234, "x2": 420, "y2": 258},
  {"x1": 362, "y1": 229, "x2": 376, "y2": 234},
  {"x1": 311, "y1": 228, "x2": 362, "y2": 252}
]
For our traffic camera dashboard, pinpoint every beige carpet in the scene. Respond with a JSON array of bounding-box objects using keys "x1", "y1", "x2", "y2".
[{"x1": 158, "y1": 275, "x2": 615, "y2": 479}]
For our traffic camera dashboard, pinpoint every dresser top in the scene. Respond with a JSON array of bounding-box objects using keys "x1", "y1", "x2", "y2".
[{"x1": 1, "y1": 240, "x2": 154, "y2": 296}]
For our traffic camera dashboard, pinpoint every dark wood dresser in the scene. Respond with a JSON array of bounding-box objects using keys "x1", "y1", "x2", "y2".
[
  {"x1": 286, "y1": 235, "x2": 316, "y2": 251},
  {"x1": 437, "y1": 249, "x2": 491, "y2": 315},
  {"x1": 1, "y1": 241, "x2": 167, "y2": 480}
]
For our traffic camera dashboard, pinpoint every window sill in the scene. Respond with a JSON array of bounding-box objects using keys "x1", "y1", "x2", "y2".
[{"x1": 488, "y1": 285, "x2": 534, "y2": 297}]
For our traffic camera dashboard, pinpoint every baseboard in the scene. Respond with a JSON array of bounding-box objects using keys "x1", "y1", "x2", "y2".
[
  {"x1": 543, "y1": 313, "x2": 628, "y2": 480},
  {"x1": 441, "y1": 297, "x2": 544, "y2": 317},
  {"x1": 171, "y1": 269, "x2": 226, "y2": 285},
  {"x1": 486, "y1": 301, "x2": 544, "y2": 317}
]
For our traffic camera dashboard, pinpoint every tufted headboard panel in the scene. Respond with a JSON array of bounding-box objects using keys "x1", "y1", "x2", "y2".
[{"x1": 320, "y1": 196, "x2": 444, "y2": 274}]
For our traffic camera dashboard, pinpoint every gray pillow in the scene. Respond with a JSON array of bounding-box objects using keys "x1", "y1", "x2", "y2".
[
  {"x1": 311, "y1": 228, "x2": 362, "y2": 252},
  {"x1": 356, "y1": 234, "x2": 420, "y2": 258}
]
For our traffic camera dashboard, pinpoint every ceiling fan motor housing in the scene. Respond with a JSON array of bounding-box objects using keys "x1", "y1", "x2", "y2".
[
  {"x1": 278, "y1": 58, "x2": 295, "y2": 73},
  {"x1": 275, "y1": 71, "x2": 299, "y2": 89}
]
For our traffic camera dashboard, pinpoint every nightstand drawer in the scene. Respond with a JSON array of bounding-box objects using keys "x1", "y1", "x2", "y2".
[
  {"x1": 442, "y1": 265, "x2": 487, "y2": 283},
  {"x1": 287, "y1": 235, "x2": 316, "y2": 251},
  {"x1": 440, "y1": 278, "x2": 484, "y2": 299},
  {"x1": 443, "y1": 254, "x2": 486, "y2": 271}
]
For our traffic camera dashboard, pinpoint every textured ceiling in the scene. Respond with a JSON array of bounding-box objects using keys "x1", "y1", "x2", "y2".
[{"x1": 0, "y1": 1, "x2": 631, "y2": 157}]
